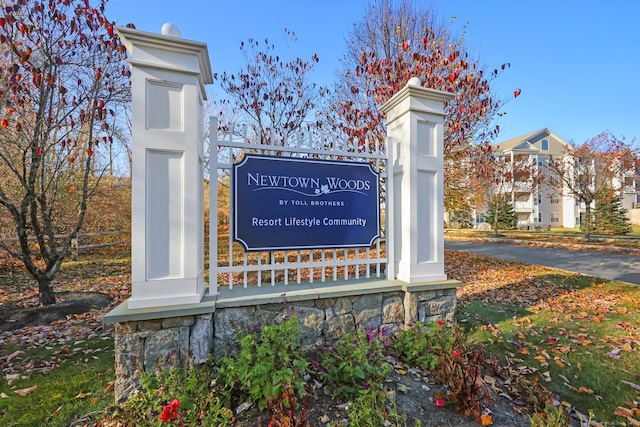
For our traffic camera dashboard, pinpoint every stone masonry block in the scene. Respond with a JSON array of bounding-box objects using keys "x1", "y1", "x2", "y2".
[{"x1": 190, "y1": 314, "x2": 213, "y2": 364}]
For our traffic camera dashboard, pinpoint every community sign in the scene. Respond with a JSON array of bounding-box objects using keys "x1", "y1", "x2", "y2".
[{"x1": 233, "y1": 155, "x2": 380, "y2": 251}]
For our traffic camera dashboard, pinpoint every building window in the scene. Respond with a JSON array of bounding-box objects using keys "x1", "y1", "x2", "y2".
[
  {"x1": 550, "y1": 212, "x2": 560, "y2": 223},
  {"x1": 538, "y1": 193, "x2": 542, "y2": 204},
  {"x1": 550, "y1": 195, "x2": 559, "y2": 204},
  {"x1": 537, "y1": 157, "x2": 542, "y2": 167},
  {"x1": 538, "y1": 213, "x2": 542, "y2": 223},
  {"x1": 541, "y1": 139, "x2": 549, "y2": 150}
]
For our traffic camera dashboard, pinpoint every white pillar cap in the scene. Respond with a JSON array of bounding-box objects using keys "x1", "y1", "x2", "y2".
[{"x1": 161, "y1": 23, "x2": 181, "y2": 38}]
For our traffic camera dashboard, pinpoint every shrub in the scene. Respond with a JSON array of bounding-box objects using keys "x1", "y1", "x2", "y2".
[
  {"x1": 104, "y1": 357, "x2": 233, "y2": 426},
  {"x1": 322, "y1": 326, "x2": 392, "y2": 400},
  {"x1": 216, "y1": 315, "x2": 309, "y2": 411},
  {"x1": 431, "y1": 323, "x2": 491, "y2": 417},
  {"x1": 392, "y1": 321, "x2": 443, "y2": 370}
]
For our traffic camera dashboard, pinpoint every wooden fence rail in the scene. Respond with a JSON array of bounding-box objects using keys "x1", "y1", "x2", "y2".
[{"x1": 0, "y1": 230, "x2": 130, "y2": 259}]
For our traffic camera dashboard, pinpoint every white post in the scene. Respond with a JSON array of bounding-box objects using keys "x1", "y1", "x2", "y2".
[
  {"x1": 209, "y1": 116, "x2": 219, "y2": 296},
  {"x1": 380, "y1": 77, "x2": 454, "y2": 283},
  {"x1": 117, "y1": 25, "x2": 213, "y2": 308}
]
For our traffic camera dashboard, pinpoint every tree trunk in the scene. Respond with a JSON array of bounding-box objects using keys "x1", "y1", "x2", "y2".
[
  {"x1": 38, "y1": 275, "x2": 56, "y2": 306},
  {"x1": 583, "y1": 204, "x2": 591, "y2": 241}
]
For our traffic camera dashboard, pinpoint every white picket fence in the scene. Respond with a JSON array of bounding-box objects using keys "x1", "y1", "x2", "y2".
[{"x1": 209, "y1": 118, "x2": 388, "y2": 293}]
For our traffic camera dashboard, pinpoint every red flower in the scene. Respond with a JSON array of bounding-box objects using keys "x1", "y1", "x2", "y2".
[
  {"x1": 160, "y1": 406, "x2": 172, "y2": 422},
  {"x1": 435, "y1": 398, "x2": 445, "y2": 407},
  {"x1": 452, "y1": 349, "x2": 462, "y2": 359},
  {"x1": 160, "y1": 399, "x2": 181, "y2": 423},
  {"x1": 437, "y1": 320, "x2": 445, "y2": 326}
]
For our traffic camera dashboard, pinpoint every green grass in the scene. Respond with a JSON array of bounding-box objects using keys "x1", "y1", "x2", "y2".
[
  {"x1": 460, "y1": 276, "x2": 640, "y2": 423},
  {"x1": 0, "y1": 336, "x2": 115, "y2": 427},
  {"x1": 448, "y1": 226, "x2": 640, "y2": 238}
]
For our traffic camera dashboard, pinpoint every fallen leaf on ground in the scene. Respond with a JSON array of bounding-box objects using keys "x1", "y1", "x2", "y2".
[
  {"x1": 15, "y1": 385, "x2": 37, "y2": 396},
  {"x1": 622, "y1": 380, "x2": 640, "y2": 392},
  {"x1": 5, "y1": 373, "x2": 21, "y2": 384},
  {"x1": 6, "y1": 350, "x2": 24, "y2": 362},
  {"x1": 480, "y1": 413, "x2": 493, "y2": 426}
]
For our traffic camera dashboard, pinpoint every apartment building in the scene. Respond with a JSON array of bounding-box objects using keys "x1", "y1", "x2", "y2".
[{"x1": 490, "y1": 128, "x2": 639, "y2": 229}]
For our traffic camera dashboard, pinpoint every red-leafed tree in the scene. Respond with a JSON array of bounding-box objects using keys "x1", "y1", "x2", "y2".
[
  {"x1": 214, "y1": 29, "x2": 328, "y2": 145},
  {"x1": 0, "y1": 0, "x2": 129, "y2": 305},
  {"x1": 332, "y1": 0, "x2": 519, "y2": 211},
  {"x1": 546, "y1": 132, "x2": 639, "y2": 240}
]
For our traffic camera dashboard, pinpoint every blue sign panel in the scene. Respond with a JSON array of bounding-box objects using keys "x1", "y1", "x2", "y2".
[{"x1": 233, "y1": 155, "x2": 380, "y2": 251}]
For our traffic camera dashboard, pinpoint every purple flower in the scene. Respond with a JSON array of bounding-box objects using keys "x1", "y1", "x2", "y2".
[
  {"x1": 365, "y1": 327, "x2": 375, "y2": 343},
  {"x1": 251, "y1": 321, "x2": 262, "y2": 331}
]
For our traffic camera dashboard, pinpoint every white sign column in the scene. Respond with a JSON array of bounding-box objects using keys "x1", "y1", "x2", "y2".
[
  {"x1": 381, "y1": 78, "x2": 454, "y2": 283},
  {"x1": 117, "y1": 26, "x2": 213, "y2": 308}
]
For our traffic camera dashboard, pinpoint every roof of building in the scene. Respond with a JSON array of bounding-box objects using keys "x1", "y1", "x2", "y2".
[{"x1": 494, "y1": 128, "x2": 572, "y2": 155}]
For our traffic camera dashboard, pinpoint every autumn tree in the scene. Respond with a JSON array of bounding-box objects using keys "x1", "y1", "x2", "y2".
[
  {"x1": 332, "y1": 0, "x2": 520, "y2": 211},
  {"x1": 0, "y1": 0, "x2": 129, "y2": 305},
  {"x1": 546, "y1": 131, "x2": 639, "y2": 240},
  {"x1": 214, "y1": 29, "x2": 327, "y2": 145}
]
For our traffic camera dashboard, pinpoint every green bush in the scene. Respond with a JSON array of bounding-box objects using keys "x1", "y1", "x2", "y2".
[
  {"x1": 392, "y1": 321, "x2": 442, "y2": 370},
  {"x1": 322, "y1": 326, "x2": 392, "y2": 400},
  {"x1": 105, "y1": 357, "x2": 233, "y2": 426},
  {"x1": 216, "y1": 315, "x2": 309, "y2": 411}
]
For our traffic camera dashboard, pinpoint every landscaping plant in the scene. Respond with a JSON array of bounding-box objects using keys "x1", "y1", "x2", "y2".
[
  {"x1": 392, "y1": 321, "x2": 444, "y2": 370},
  {"x1": 321, "y1": 326, "x2": 392, "y2": 400},
  {"x1": 432, "y1": 324, "x2": 491, "y2": 417},
  {"x1": 216, "y1": 315, "x2": 309, "y2": 411},
  {"x1": 394, "y1": 320, "x2": 491, "y2": 417},
  {"x1": 266, "y1": 383, "x2": 311, "y2": 427},
  {"x1": 103, "y1": 357, "x2": 232, "y2": 426}
]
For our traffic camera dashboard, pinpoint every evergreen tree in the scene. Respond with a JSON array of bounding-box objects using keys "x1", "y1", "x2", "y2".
[
  {"x1": 590, "y1": 191, "x2": 632, "y2": 235},
  {"x1": 449, "y1": 209, "x2": 474, "y2": 229},
  {"x1": 485, "y1": 196, "x2": 518, "y2": 233}
]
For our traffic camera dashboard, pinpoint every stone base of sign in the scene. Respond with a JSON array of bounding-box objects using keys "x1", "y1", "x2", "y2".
[{"x1": 104, "y1": 279, "x2": 462, "y2": 403}]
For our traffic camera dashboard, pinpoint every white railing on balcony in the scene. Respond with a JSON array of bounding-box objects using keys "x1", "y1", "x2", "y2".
[{"x1": 514, "y1": 201, "x2": 533, "y2": 211}]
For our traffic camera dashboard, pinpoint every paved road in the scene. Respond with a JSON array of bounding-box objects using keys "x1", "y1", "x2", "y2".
[{"x1": 444, "y1": 240, "x2": 640, "y2": 286}]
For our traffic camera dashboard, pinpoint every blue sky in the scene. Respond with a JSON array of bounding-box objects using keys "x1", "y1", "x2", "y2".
[{"x1": 105, "y1": 0, "x2": 639, "y2": 146}]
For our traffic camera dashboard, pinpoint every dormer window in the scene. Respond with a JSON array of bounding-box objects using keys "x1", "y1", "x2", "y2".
[{"x1": 541, "y1": 139, "x2": 549, "y2": 151}]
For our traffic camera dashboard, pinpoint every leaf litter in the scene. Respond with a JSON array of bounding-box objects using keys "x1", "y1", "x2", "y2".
[
  {"x1": 1, "y1": 245, "x2": 639, "y2": 424},
  {"x1": 447, "y1": 249, "x2": 640, "y2": 425}
]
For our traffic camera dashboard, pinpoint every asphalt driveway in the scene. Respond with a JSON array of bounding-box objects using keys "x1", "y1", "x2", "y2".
[{"x1": 444, "y1": 240, "x2": 640, "y2": 286}]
